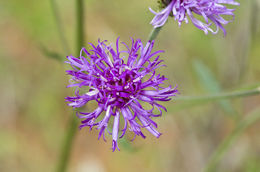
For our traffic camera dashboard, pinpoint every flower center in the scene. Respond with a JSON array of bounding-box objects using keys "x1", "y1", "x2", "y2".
[{"x1": 99, "y1": 66, "x2": 141, "y2": 107}]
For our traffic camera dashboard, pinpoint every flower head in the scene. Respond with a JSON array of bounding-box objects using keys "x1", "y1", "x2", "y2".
[
  {"x1": 150, "y1": 0, "x2": 240, "y2": 35},
  {"x1": 65, "y1": 38, "x2": 178, "y2": 151}
]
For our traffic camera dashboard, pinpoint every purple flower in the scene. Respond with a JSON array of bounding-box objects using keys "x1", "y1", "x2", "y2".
[
  {"x1": 65, "y1": 38, "x2": 178, "y2": 151},
  {"x1": 150, "y1": 0, "x2": 240, "y2": 35}
]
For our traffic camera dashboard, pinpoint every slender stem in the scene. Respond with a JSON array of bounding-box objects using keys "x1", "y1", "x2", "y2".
[
  {"x1": 50, "y1": 0, "x2": 71, "y2": 54},
  {"x1": 56, "y1": 1, "x2": 85, "y2": 172},
  {"x1": 76, "y1": 0, "x2": 84, "y2": 53},
  {"x1": 250, "y1": 0, "x2": 258, "y2": 38},
  {"x1": 148, "y1": 27, "x2": 162, "y2": 41},
  {"x1": 203, "y1": 109, "x2": 260, "y2": 172},
  {"x1": 175, "y1": 87, "x2": 260, "y2": 102},
  {"x1": 56, "y1": 115, "x2": 78, "y2": 172}
]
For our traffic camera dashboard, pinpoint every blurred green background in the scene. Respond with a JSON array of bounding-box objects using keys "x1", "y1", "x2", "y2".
[{"x1": 0, "y1": 0, "x2": 260, "y2": 172}]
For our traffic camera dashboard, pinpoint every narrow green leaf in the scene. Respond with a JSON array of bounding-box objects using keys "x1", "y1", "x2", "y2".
[{"x1": 193, "y1": 60, "x2": 236, "y2": 115}]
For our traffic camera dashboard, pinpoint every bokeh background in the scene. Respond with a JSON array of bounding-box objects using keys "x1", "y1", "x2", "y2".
[{"x1": 1, "y1": 0, "x2": 260, "y2": 172}]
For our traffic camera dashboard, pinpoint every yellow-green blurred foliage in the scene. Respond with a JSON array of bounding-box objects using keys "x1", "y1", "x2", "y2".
[{"x1": 0, "y1": 0, "x2": 260, "y2": 172}]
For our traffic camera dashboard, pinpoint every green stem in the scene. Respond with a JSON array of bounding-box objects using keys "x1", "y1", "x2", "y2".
[
  {"x1": 76, "y1": 0, "x2": 84, "y2": 53},
  {"x1": 203, "y1": 109, "x2": 260, "y2": 172},
  {"x1": 50, "y1": 0, "x2": 70, "y2": 54},
  {"x1": 56, "y1": 115, "x2": 78, "y2": 172},
  {"x1": 56, "y1": 1, "x2": 85, "y2": 171},
  {"x1": 148, "y1": 27, "x2": 162, "y2": 41},
  {"x1": 175, "y1": 87, "x2": 260, "y2": 102}
]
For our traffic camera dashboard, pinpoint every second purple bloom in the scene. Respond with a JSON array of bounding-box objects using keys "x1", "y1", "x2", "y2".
[{"x1": 150, "y1": 0, "x2": 240, "y2": 35}]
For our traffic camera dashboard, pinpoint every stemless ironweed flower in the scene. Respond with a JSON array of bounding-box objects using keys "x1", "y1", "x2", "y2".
[
  {"x1": 65, "y1": 38, "x2": 178, "y2": 151},
  {"x1": 150, "y1": 0, "x2": 240, "y2": 35}
]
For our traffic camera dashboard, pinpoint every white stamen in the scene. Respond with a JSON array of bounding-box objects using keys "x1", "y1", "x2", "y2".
[
  {"x1": 100, "y1": 75, "x2": 108, "y2": 82},
  {"x1": 86, "y1": 89, "x2": 99, "y2": 96},
  {"x1": 124, "y1": 66, "x2": 131, "y2": 70},
  {"x1": 109, "y1": 98, "x2": 116, "y2": 102},
  {"x1": 133, "y1": 77, "x2": 141, "y2": 82},
  {"x1": 113, "y1": 77, "x2": 119, "y2": 81},
  {"x1": 68, "y1": 102, "x2": 78, "y2": 106},
  {"x1": 68, "y1": 98, "x2": 83, "y2": 106},
  {"x1": 107, "y1": 54, "x2": 114, "y2": 67},
  {"x1": 105, "y1": 106, "x2": 111, "y2": 118},
  {"x1": 119, "y1": 67, "x2": 123, "y2": 75}
]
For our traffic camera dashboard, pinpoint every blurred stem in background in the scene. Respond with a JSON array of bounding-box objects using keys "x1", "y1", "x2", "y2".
[
  {"x1": 204, "y1": 107, "x2": 260, "y2": 172},
  {"x1": 176, "y1": 87, "x2": 260, "y2": 102},
  {"x1": 167, "y1": 86, "x2": 260, "y2": 113},
  {"x1": 50, "y1": 0, "x2": 70, "y2": 55},
  {"x1": 250, "y1": 0, "x2": 259, "y2": 40},
  {"x1": 56, "y1": 0, "x2": 84, "y2": 172},
  {"x1": 41, "y1": 0, "x2": 72, "y2": 61},
  {"x1": 56, "y1": 114, "x2": 78, "y2": 172},
  {"x1": 76, "y1": 0, "x2": 84, "y2": 54}
]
